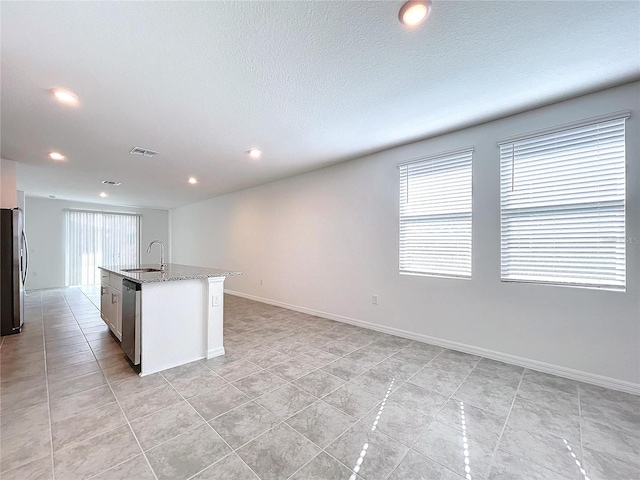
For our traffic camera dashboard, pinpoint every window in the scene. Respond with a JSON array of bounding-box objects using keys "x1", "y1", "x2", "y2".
[
  {"x1": 500, "y1": 113, "x2": 628, "y2": 290},
  {"x1": 399, "y1": 147, "x2": 473, "y2": 277},
  {"x1": 65, "y1": 210, "x2": 140, "y2": 286}
]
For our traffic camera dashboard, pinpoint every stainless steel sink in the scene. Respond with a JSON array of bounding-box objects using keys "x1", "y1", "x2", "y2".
[{"x1": 121, "y1": 268, "x2": 162, "y2": 273}]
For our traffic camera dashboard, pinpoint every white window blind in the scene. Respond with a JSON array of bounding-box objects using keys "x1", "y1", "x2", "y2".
[
  {"x1": 500, "y1": 115, "x2": 627, "y2": 290},
  {"x1": 399, "y1": 147, "x2": 473, "y2": 277},
  {"x1": 65, "y1": 210, "x2": 140, "y2": 286}
]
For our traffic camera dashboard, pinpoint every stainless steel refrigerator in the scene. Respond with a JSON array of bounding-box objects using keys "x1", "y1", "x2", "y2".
[{"x1": 1, "y1": 208, "x2": 28, "y2": 336}]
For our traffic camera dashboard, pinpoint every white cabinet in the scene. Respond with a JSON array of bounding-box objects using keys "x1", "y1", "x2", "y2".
[
  {"x1": 100, "y1": 282, "x2": 110, "y2": 326},
  {"x1": 99, "y1": 271, "x2": 123, "y2": 341},
  {"x1": 112, "y1": 289, "x2": 122, "y2": 340},
  {"x1": 100, "y1": 270, "x2": 110, "y2": 327}
]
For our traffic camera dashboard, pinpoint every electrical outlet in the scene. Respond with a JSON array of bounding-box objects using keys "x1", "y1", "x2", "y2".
[{"x1": 372, "y1": 295, "x2": 378, "y2": 305}]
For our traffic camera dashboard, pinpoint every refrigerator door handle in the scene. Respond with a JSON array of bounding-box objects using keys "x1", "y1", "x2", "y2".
[{"x1": 21, "y1": 230, "x2": 29, "y2": 285}]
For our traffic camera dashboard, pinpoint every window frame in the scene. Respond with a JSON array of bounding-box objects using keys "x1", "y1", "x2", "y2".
[
  {"x1": 498, "y1": 111, "x2": 629, "y2": 291},
  {"x1": 398, "y1": 146, "x2": 474, "y2": 279}
]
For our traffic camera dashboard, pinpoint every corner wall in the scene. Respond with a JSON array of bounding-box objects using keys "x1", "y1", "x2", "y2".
[
  {"x1": 171, "y1": 82, "x2": 640, "y2": 391},
  {"x1": 25, "y1": 197, "x2": 170, "y2": 290},
  {"x1": 0, "y1": 159, "x2": 17, "y2": 208}
]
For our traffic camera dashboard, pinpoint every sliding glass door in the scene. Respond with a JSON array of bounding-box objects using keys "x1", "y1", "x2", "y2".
[{"x1": 65, "y1": 210, "x2": 140, "y2": 286}]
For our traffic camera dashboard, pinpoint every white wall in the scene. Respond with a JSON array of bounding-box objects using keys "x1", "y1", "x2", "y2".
[
  {"x1": 0, "y1": 159, "x2": 17, "y2": 208},
  {"x1": 16, "y1": 190, "x2": 25, "y2": 212},
  {"x1": 25, "y1": 197, "x2": 170, "y2": 290},
  {"x1": 171, "y1": 81, "x2": 640, "y2": 390}
]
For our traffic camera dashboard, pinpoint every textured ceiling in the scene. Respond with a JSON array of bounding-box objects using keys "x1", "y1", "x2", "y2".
[{"x1": 2, "y1": 1, "x2": 639, "y2": 209}]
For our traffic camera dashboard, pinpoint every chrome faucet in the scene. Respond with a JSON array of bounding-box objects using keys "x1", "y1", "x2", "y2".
[{"x1": 146, "y1": 240, "x2": 166, "y2": 270}]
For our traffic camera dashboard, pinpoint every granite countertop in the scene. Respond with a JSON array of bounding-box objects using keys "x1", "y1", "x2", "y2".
[{"x1": 99, "y1": 263, "x2": 242, "y2": 284}]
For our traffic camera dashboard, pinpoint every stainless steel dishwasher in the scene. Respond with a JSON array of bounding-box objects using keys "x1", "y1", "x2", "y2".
[{"x1": 121, "y1": 279, "x2": 141, "y2": 365}]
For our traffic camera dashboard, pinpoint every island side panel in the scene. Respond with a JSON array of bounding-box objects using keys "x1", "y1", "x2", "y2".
[
  {"x1": 206, "y1": 276, "x2": 226, "y2": 359},
  {"x1": 140, "y1": 278, "x2": 207, "y2": 376}
]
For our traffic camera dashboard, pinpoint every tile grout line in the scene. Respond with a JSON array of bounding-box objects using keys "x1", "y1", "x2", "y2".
[
  {"x1": 262, "y1": 357, "x2": 382, "y2": 479},
  {"x1": 220, "y1": 311, "x2": 415, "y2": 477},
  {"x1": 283, "y1": 349, "x2": 438, "y2": 480},
  {"x1": 184, "y1": 300, "x2": 640, "y2": 480},
  {"x1": 158, "y1": 348, "x2": 382, "y2": 480},
  {"x1": 384, "y1": 355, "x2": 483, "y2": 480},
  {"x1": 107, "y1": 369, "x2": 262, "y2": 456},
  {"x1": 14, "y1": 293, "x2": 55, "y2": 477},
  {"x1": 83, "y1": 451, "x2": 150, "y2": 480},
  {"x1": 5, "y1": 299, "x2": 430, "y2": 478},
  {"x1": 209, "y1": 336, "x2": 429, "y2": 479},
  {"x1": 112, "y1": 383, "x2": 222, "y2": 426},
  {"x1": 482, "y1": 369, "x2": 526, "y2": 480},
  {"x1": 66, "y1": 288, "x2": 160, "y2": 480},
  {"x1": 26, "y1": 292, "x2": 597, "y2": 480},
  {"x1": 193, "y1": 359, "x2": 345, "y2": 430},
  {"x1": 185, "y1": 452, "x2": 251, "y2": 480},
  {"x1": 49, "y1": 421, "x2": 133, "y2": 457},
  {"x1": 158, "y1": 371, "x2": 264, "y2": 480},
  {"x1": 480, "y1": 373, "x2": 586, "y2": 479},
  {"x1": 283, "y1": 408, "x2": 364, "y2": 480},
  {"x1": 205, "y1": 334, "x2": 395, "y2": 402},
  {"x1": 57, "y1": 291, "x2": 158, "y2": 480},
  {"x1": 288, "y1": 370, "x2": 434, "y2": 480},
  {"x1": 577, "y1": 385, "x2": 585, "y2": 470},
  {"x1": 40, "y1": 295, "x2": 57, "y2": 480}
]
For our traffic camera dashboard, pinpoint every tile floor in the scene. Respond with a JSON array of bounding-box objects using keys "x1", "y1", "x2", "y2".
[{"x1": 0, "y1": 288, "x2": 638, "y2": 480}]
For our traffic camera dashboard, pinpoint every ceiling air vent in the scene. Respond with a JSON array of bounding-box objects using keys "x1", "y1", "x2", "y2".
[
  {"x1": 130, "y1": 147, "x2": 159, "y2": 157},
  {"x1": 101, "y1": 180, "x2": 121, "y2": 186}
]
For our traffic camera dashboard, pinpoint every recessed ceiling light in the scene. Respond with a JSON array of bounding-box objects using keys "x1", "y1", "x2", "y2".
[
  {"x1": 248, "y1": 148, "x2": 262, "y2": 159},
  {"x1": 99, "y1": 192, "x2": 108, "y2": 198},
  {"x1": 51, "y1": 88, "x2": 79, "y2": 105},
  {"x1": 399, "y1": 0, "x2": 432, "y2": 27},
  {"x1": 48, "y1": 152, "x2": 66, "y2": 161},
  {"x1": 188, "y1": 177, "x2": 198, "y2": 184}
]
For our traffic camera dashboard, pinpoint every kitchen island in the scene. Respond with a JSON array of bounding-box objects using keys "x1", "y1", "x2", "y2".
[{"x1": 98, "y1": 263, "x2": 241, "y2": 376}]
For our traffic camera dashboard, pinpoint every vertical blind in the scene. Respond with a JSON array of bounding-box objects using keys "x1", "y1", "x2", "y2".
[
  {"x1": 500, "y1": 115, "x2": 627, "y2": 290},
  {"x1": 65, "y1": 210, "x2": 140, "y2": 286},
  {"x1": 399, "y1": 147, "x2": 473, "y2": 277}
]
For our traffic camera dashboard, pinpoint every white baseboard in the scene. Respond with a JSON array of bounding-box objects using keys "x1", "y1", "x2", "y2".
[
  {"x1": 140, "y1": 354, "x2": 205, "y2": 377},
  {"x1": 207, "y1": 346, "x2": 225, "y2": 359},
  {"x1": 225, "y1": 289, "x2": 640, "y2": 396}
]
